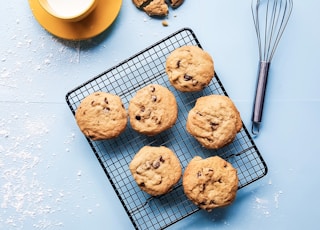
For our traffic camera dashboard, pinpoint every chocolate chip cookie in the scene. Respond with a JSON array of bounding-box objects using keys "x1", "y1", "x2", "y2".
[
  {"x1": 165, "y1": 45, "x2": 214, "y2": 92},
  {"x1": 168, "y1": 0, "x2": 184, "y2": 8},
  {"x1": 128, "y1": 84, "x2": 178, "y2": 136},
  {"x1": 132, "y1": 0, "x2": 169, "y2": 17},
  {"x1": 186, "y1": 95, "x2": 242, "y2": 149},
  {"x1": 129, "y1": 146, "x2": 182, "y2": 196},
  {"x1": 183, "y1": 156, "x2": 238, "y2": 211},
  {"x1": 75, "y1": 92, "x2": 127, "y2": 140},
  {"x1": 132, "y1": 0, "x2": 184, "y2": 17}
]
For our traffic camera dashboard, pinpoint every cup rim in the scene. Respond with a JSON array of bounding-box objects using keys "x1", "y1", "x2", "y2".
[{"x1": 38, "y1": 0, "x2": 97, "y2": 22}]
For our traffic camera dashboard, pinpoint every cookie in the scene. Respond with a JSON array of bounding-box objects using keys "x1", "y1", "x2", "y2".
[
  {"x1": 168, "y1": 0, "x2": 184, "y2": 8},
  {"x1": 132, "y1": 0, "x2": 184, "y2": 17},
  {"x1": 165, "y1": 45, "x2": 214, "y2": 92},
  {"x1": 128, "y1": 84, "x2": 178, "y2": 136},
  {"x1": 132, "y1": 0, "x2": 168, "y2": 17},
  {"x1": 129, "y1": 146, "x2": 182, "y2": 196},
  {"x1": 75, "y1": 92, "x2": 127, "y2": 140},
  {"x1": 183, "y1": 156, "x2": 239, "y2": 211},
  {"x1": 186, "y1": 95, "x2": 242, "y2": 149}
]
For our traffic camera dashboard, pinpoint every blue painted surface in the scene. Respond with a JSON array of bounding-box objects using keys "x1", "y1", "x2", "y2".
[{"x1": 0, "y1": 1, "x2": 319, "y2": 229}]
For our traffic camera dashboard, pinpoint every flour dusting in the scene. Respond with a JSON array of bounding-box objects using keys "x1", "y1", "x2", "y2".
[{"x1": 0, "y1": 114, "x2": 65, "y2": 229}]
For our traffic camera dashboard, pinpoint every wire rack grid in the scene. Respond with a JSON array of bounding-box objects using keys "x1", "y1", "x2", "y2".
[{"x1": 66, "y1": 28, "x2": 268, "y2": 230}]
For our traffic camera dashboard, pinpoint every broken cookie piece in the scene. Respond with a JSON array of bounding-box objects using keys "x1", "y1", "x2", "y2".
[
  {"x1": 132, "y1": 0, "x2": 168, "y2": 17},
  {"x1": 167, "y1": 0, "x2": 184, "y2": 8},
  {"x1": 132, "y1": 0, "x2": 184, "y2": 17},
  {"x1": 144, "y1": 0, "x2": 169, "y2": 16}
]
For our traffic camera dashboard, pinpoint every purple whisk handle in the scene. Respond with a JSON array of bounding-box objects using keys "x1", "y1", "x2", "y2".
[{"x1": 251, "y1": 61, "x2": 270, "y2": 135}]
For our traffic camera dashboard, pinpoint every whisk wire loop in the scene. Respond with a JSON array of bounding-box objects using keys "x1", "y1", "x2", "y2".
[{"x1": 252, "y1": 0, "x2": 293, "y2": 62}]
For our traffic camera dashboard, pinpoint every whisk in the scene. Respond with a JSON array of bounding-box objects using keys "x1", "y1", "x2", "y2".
[{"x1": 251, "y1": 0, "x2": 293, "y2": 135}]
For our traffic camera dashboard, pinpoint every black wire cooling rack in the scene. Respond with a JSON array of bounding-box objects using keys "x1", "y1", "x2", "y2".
[{"x1": 66, "y1": 28, "x2": 268, "y2": 230}]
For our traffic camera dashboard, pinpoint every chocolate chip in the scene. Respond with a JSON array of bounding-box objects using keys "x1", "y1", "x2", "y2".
[
  {"x1": 176, "y1": 60, "x2": 181, "y2": 68},
  {"x1": 210, "y1": 200, "x2": 216, "y2": 205},
  {"x1": 151, "y1": 95, "x2": 157, "y2": 102},
  {"x1": 168, "y1": 0, "x2": 184, "y2": 8},
  {"x1": 135, "y1": 115, "x2": 141, "y2": 120},
  {"x1": 104, "y1": 107, "x2": 110, "y2": 113},
  {"x1": 150, "y1": 85, "x2": 155, "y2": 92},
  {"x1": 184, "y1": 74, "x2": 192, "y2": 81},
  {"x1": 197, "y1": 171, "x2": 202, "y2": 177},
  {"x1": 159, "y1": 156, "x2": 165, "y2": 163},
  {"x1": 200, "y1": 200, "x2": 207, "y2": 205},
  {"x1": 152, "y1": 161, "x2": 160, "y2": 169},
  {"x1": 204, "y1": 168, "x2": 214, "y2": 175},
  {"x1": 139, "y1": 182, "x2": 145, "y2": 187},
  {"x1": 199, "y1": 184, "x2": 206, "y2": 192},
  {"x1": 210, "y1": 122, "x2": 218, "y2": 131},
  {"x1": 104, "y1": 97, "x2": 108, "y2": 104},
  {"x1": 207, "y1": 138, "x2": 213, "y2": 143},
  {"x1": 91, "y1": 100, "x2": 95, "y2": 106},
  {"x1": 151, "y1": 116, "x2": 161, "y2": 124}
]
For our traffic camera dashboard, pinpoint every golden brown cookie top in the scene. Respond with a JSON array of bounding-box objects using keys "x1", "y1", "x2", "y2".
[
  {"x1": 182, "y1": 156, "x2": 239, "y2": 211},
  {"x1": 166, "y1": 45, "x2": 214, "y2": 92},
  {"x1": 132, "y1": 0, "x2": 184, "y2": 17},
  {"x1": 129, "y1": 146, "x2": 182, "y2": 196},
  {"x1": 75, "y1": 92, "x2": 127, "y2": 140},
  {"x1": 186, "y1": 95, "x2": 242, "y2": 149},
  {"x1": 143, "y1": 0, "x2": 169, "y2": 16},
  {"x1": 132, "y1": 0, "x2": 168, "y2": 17},
  {"x1": 128, "y1": 84, "x2": 178, "y2": 136}
]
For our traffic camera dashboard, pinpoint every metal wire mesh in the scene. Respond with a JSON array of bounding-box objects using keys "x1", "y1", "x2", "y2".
[{"x1": 66, "y1": 28, "x2": 268, "y2": 230}]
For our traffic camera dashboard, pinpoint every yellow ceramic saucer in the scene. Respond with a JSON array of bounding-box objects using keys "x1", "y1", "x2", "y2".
[{"x1": 28, "y1": 0, "x2": 122, "y2": 40}]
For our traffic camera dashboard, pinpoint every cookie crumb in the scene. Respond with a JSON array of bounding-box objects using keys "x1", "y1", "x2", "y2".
[{"x1": 162, "y1": 20, "x2": 169, "y2": 27}]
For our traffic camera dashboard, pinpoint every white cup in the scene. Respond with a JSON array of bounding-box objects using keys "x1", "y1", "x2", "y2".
[{"x1": 38, "y1": 0, "x2": 97, "y2": 22}]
